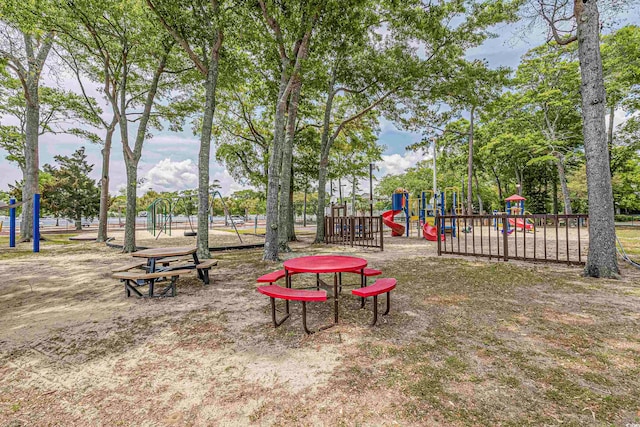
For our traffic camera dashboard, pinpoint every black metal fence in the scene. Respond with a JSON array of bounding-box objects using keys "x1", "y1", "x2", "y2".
[
  {"x1": 324, "y1": 216, "x2": 384, "y2": 251},
  {"x1": 436, "y1": 214, "x2": 589, "y2": 265}
]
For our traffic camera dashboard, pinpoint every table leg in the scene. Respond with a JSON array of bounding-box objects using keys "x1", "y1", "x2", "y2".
[
  {"x1": 333, "y1": 272, "x2": 339, "y2": 324},
  {"x1": 360, "y1": 268, "x2": 365, "y2": 308},
  {"x1": 192, "y1": 253, "x2": 205, "y2": 282},
  {"x1": 147, "y1": 258, "x2": 156, "y2": 273},
  {"x1": 284, "y1": 269, "x2": 290, "y2": 315}
]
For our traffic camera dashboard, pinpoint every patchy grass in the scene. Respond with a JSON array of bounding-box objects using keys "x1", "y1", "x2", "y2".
[{"x1": 1, "y1": 236, "x2": 640, "y2": 426}]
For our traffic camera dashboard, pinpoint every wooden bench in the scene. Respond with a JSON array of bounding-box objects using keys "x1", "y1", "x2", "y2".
[
  {"x1": 352, "y1": 278, "x2": 397, "y2": 326},
  {"x1": 113, "y1": 269, "x2": 191, "y2": 298},
  {"x1": 196, "y1": 259, "x2": 218, "y2": 285},
  {"x1": 257, "y1": 285, "x2": 328, "y2": 334}
]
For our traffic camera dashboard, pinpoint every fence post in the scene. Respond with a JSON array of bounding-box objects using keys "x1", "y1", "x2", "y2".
[
  {"x1": 502, "y1": 213, "x2": 508, "y2": 262},
  {"x1": 379, "y1": 215, "x2": 384, "y2": 251},
  {"x1": 350, "y1": 216, "x2": 355, "y2": 247}
]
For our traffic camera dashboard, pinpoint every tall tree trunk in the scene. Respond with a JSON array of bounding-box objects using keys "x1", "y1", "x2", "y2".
[
  {"x1": 554, "y1": 153, "x2": 572, "y2": 214},
  {"x1": 120, "y1": 48, "x2": 168, "y2": 253},
  {"x1": 278, "y1": 77, "x2": 302, "y2": 251},
  {"x1": 263, "y1": 66, "x2": 289, "y2": 261},
  {"x1": 21, "y1": 87, "x2": 39, "y2": 241},
  {"x1": 576, "y1": 0, "x2": 619, "y2": 277},
  {"x1": 288, "y1": 170, "x2": 297, "y2": 242},
  {"x1": 123, "y1": 163, "x2": 138, "y2": 251},
  {"x1": 467, "y1": 106, "x2": 475, "y2": 216},
  {"x1": 97, "y1": 122, "x2": 116, "y2": 242},
  {"x1": 314, "y1": 69, "x2": 337, "y2": 243},
  {"x1": 197, "y1": 54, "x2": 220, "y2": 259}
]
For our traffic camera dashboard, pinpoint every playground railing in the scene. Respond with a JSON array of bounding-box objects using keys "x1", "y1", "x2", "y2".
[
  {"x1": 436, "y1": 213, "x2": 589, "y2": 265},
  {"x1": 324, "y1": 215, "x2": 384, "y2": 251}
]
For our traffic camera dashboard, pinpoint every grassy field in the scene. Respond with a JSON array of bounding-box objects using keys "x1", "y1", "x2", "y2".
[{"x1": 1, "y1": 229, "x2": 639, "y2": 425}]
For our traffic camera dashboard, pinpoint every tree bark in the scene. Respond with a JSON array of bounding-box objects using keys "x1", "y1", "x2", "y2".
[
  {"x1": 278, "y1": 76, "x2": 302, "y2": 251},
  {"x1": 120, "y1": 48, "x2": 169, "y2": 253},
  {"x1": 21, "y1": 86, "x2": 39, "y2": 241},
  {"x1": 288, "y1": 169, "x2": 297, "y2": 242},
  {"x1": 576, "y1": 0, "x2": 619, "y2": 277},
  {"x1": 97, "y1": 120, "x2": 116, "y2": 242},
  {"x1": 197, "y1": 49, "x2": 220, "y2": 259},
  {"x1": 123, "y1": 163, "x2": 137, "y2": 250},
  {"x1": 467, "y1": 106, "x2": 475, "y2": 216},
  {"x1": 554, "y1": 153, "x2": 572, "y2": 214},
  {"x1": 17, "y1": 33, "x2": 54, "y2": 241},
  {"x1": 263, "y1": 66, "x2": 289, "y2": 260},
  {"x1": 314, "y1": 70, "x2": 337, "y2": 243}
]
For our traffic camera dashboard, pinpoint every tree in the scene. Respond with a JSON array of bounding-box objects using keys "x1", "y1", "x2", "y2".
[
  {"x1": 257, "y1": 0, "x2": 322, "y2": 260},
  {"x1": 511, "y1": 44, "x2": 583, "y2": 214},
  {"x1": 0, "y1": 2, "x2": 55, "y2": 240},
  {"x1": 42, "y1": 147, "x2": 100, "y2": 229},
  {"x1": 436, "y1": 59, "x2": 509, "y2": 215},
  {"x1": 146, "y1": 0, "x2": 227, "y2": 259},
  {"x1": 528, "y1": 0, "x2": 619, "y2": 276},
  {"x1": 63, "y1": 0, "x2": 178, "y2": 252}
]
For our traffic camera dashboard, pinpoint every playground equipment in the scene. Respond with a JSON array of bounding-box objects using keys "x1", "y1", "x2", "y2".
[
  {"x1": 505, "y1": 194, "x2": 535, "y2": 232},
  {"x1": 146, "y1": 190, "x2": 242, "y2": 243},
  {"x1": 493, "y1": 195, "x2": 535, "y2": 234},
  {"x1": 0, "y1": 196, "x2": 40, "y2": 252},
  {"x1": 382, "y1": 188, "x2": 448, "y2": 241},
  {"x1": 382, "y1": 189, "x2": 409, "y2": 237}
]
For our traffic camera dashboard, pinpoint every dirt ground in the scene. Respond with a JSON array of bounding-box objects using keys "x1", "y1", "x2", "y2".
[{"x1": 1, "y1": 229, "x2": 640, "y2": 426}]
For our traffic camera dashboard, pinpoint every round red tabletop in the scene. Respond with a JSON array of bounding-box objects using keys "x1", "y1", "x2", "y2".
[{"x1": 283, "y1": 255, "x2": 367, "y2": 274}]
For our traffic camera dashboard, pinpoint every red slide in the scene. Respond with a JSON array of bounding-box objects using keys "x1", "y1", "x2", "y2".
[
  {"x1": 382, "y1": 210, "x2": 405, "y2": 236},
  {"x1": 423, "y1": 223, "x2": 445, "y2": 241},
  {"x1": 508, "y1": 218, "x2": 534, "y2": 231}
]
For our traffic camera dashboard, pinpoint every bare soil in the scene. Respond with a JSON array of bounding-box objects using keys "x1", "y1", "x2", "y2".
[{"x1": 1, "y1": 229, "x2": 640, "y2": 426}]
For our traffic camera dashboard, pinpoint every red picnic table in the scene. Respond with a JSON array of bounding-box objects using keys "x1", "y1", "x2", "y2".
[{"x1": 283, "y1": 255, "x2": 367, "y2": 324}]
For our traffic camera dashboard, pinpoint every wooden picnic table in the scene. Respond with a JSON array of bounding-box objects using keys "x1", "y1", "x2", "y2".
[
  {"x1": 131, "y1": 246, "x2": 207, "y2": 283},
  {"x1": 283, "y1": 255, "x2": 367, "y2": 324}
]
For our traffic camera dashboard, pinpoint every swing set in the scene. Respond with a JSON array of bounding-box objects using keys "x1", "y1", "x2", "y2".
[{"x1": 146, "y1": 191, "x2": 243, "y2": 243}]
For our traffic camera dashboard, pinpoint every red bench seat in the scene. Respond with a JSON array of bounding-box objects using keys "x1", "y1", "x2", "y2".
[
  {"x1": 256, "y1": 270, "x2": 287, "y2": 283},
  {"x1": 352, "y1": 278, "x2": 396, "y2": 297},
  {"x1": 257, "y1": 285, "x2": 327, "y2": 302},
  {"x1": 351, "y1": 278, "x2": 397, "y2": 326},
  {"x1": 257, "y1": 285, "x2": 329, "y2": 334}
]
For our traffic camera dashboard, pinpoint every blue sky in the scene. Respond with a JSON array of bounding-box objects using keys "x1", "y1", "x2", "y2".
[{"x1": 0, "y1": 13, "x2": 635, "y2": 196}]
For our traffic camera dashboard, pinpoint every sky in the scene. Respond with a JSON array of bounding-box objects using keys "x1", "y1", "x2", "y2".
[{"x1": 0, "y1": 12, "x2": 635, "y2": 198}]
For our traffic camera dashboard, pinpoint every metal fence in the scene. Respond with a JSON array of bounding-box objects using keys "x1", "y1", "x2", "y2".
[
  {"x1": 324, "y1": 216, "x2": 384, "y2": 251},
  {"x1": 436, "y1": 214, "x2": 589, "y2": 265}
]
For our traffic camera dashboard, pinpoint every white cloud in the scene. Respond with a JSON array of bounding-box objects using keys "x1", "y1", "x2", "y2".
[
  {"x1": 379, "y1": 151, "x2": 430, "y2": 176},
  {"x1": 143, "y1": 158, "x2": 198, "y2": 192}
]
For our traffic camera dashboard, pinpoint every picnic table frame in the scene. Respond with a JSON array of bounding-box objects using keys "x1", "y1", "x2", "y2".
[{"x1": 283, "y1": 255, "x2": 367, "y2": 324}]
